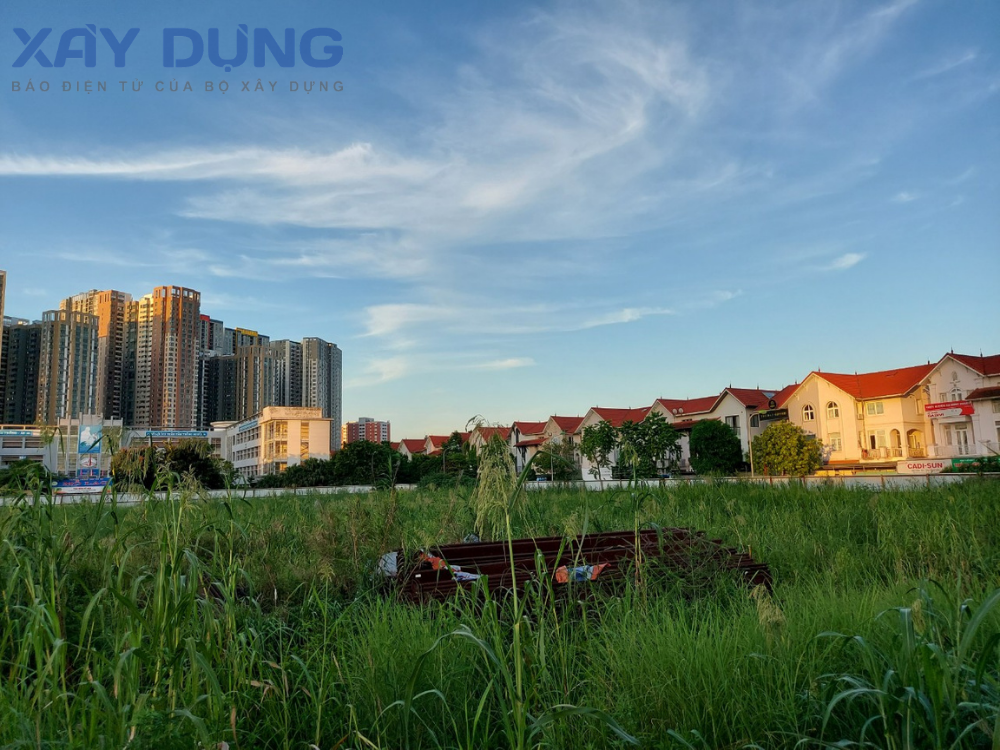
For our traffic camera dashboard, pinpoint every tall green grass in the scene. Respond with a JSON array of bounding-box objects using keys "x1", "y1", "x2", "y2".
[{"x1": 0, "y1": 478, "x2": 998, "y2": 747}]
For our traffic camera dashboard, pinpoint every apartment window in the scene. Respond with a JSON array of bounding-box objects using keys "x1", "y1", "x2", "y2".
[
  {"x1": 996, "y1": 421, "x2": 1000, "y2": 444},
  {"x1": 992, "y1": 400, "x2": 1000, "y2": 414},
  {"x1": 829, "y1": 432, "x2": 842, "y2": 452},
  {"x1": 802, "y1": 405, "x2": 815, "y2": 421},
  {"x1": 826, "y1": 401, "x2": 840, "y2": 419},
  {"x1": 866, "y1": 402, "x2": 885, "y2": 416}
]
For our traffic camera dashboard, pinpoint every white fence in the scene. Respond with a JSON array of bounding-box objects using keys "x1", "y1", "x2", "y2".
[{"x1": 3, "y1": 471, "x2": 993, "y2": 506}]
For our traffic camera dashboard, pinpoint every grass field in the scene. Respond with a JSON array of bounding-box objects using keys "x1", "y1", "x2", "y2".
[{"x1": 1, "y1": 479, "x2": 998, "y2": 748}]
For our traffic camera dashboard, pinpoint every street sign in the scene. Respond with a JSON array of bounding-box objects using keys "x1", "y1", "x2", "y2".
[{"x1": 756, "y1": 408, "x2": 789, "y2": 422}]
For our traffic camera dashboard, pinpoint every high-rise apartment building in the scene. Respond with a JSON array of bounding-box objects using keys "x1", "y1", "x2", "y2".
[
  {"x1": 0, "y1": 270, "x2": 6, "y2": 376},
  {"x1": 1, "y1": 317, "x2": 42, "y2": 425},
  {"x1": 36, "y1": 309, "x2": 99, "y2": 423},
  {"x1": 234, "y1": 343, "x2": 276, "y2": 422},
  {"x1": 222, "y1": 327, "x2": 269, "y2": 356},
  {"x1": 198, "y1": 315, "x2": 225, "y2": 354},
  {"x1": 301, "y1": 338, "x2": 342, "y2": 448},
  {"x1": 342, "y1": 417, "x2": 391, "y2": 445},
  {"x1": 202, "y1": 354, "x2": 238, "y2": 426},
  {"x1": 134, "y1": 286, "x2": 200, "y2": 428},
  {"x1": 270, "y1": 340, "x2": 303, "y2": 407},
  {"x1": 60, "y1": 289, "x2": 133, "y2": 420}
]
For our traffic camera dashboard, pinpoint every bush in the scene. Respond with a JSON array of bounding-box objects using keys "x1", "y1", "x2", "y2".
[
  {"x1": 689, "y1": 420, "x2": 743, "y2": 475},
  {"x1": 751, "y1": 421, "x2": 822, "y2": 476}
]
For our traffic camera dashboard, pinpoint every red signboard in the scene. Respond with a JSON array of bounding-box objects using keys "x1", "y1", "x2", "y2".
[{"x1": 924, "y1": 400, "x2": 974, "y2": 418}]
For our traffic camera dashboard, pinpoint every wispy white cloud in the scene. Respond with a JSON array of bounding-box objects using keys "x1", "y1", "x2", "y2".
[
  {"x1": 579, "y1": 307, "x2": 674, "y2": 329},
  {"x1": 823, "y1": 252, "x2": 866, "y2": 271},
  {"x1": 471, "y1": 357, "x2": 535, "y2": 371},
  {"x1": 914, "y1": 50, "x2": 978, "y2": 80},
  {"x1": 0, "y1": 0, "x2": 923, "y2": 375},
  {"x1": 891, "y1": 191, "x2": 919, "y2": 203}
]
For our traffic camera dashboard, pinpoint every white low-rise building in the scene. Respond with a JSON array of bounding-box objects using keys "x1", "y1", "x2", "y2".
[
  {"x1": 921, "y1": 353, "x2": 1000, "y2": 459},
  {"x1": 221, "y1": 406, "x2": 333, "y2": 479}
]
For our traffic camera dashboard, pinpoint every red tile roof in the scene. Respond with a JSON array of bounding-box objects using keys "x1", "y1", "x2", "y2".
[
  {"x1": 398, "y1": 438, "x2": 426, "y2": 454},
  {"x1": 771, "y1": 383, "x2": 799, "y2": 408},
  {"x1": 591, "y1": 406, "x2": 651, "y2": 427},
  {"x1": 512, "y1": 421, "x2": 548, "y2": 436},
  {"x1": 967, "y1": 386, "x2": 1000, "y2": 401},
  {"x1": 549, "y1": 415, "x2": 584, "y2": 433},
  {"x1": 725, "y1": 388, "x2": 779, "y2": 409},
  {"x1": 945, "y1": 353, "x2": 1000, "y2": 377},
  {"x1": 475, "y1": 426, "x2": 511, "y2": 441},
  {"x1": 389, "y1": 442, "x2": 400, "y2": 451},
  {"x1": 814, "y1": 364, "x2": 934, "y2": 399},
  {"x1": 655, "y1": 395, "x2": 719, "y2": 416}
]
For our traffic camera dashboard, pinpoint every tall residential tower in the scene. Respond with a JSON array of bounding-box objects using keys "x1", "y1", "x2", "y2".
[{"x1": 134, "y1": 286, "x2": 201, "y2": 428}]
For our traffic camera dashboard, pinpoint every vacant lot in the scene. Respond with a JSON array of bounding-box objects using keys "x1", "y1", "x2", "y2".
[{"x1": 2, "y1": 480, "x2": 998, "y2": 748}]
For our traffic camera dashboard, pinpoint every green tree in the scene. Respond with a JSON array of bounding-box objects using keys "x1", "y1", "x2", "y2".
[
  {"x1": 334, "y1": 440, "x2": 401, "y2": 486},
  {"x1": 534, "y1": 438, "x2": 581, "y2": 481},
  {"x1": 580, "y1": 420, "x2": 617, "y2": 480},
  {"x1": 617, "y1": 412, "x2": 681, "y2": 479},
  {"x1": 751, "y1": 421, "x2": 822, "y2": 477},
  {"x1": 162, "y1": 439, "x2": 228, "y2": 489},
  {"x1": 440, "y1": 431, "x2": 476, "y2": 476},
  {"x1": 689, "y1": 419, "x2": 743, "y2": 475}
]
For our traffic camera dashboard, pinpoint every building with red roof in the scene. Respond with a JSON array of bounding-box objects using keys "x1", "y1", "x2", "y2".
[
  {"x1": 397, "y1": 438, "x2": 427, "y2": 459},
  {"x1": 783, "y1": 362, "x2": 935, "y2": 465},
  {"x1": 468, "y1": 425, "x2": 512, "y2": 451},
  {"x1": 922, "y1": 352, "x2": 1000, "y2": 459},
  {"x1": 508, "y1": 420, "x2": 548, "y2": 471}
]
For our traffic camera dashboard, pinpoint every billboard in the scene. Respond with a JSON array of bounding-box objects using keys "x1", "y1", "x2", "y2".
[
  {"x1": 924, "y1": 401, "x2": 974, "y2": 419},
  {"x1": 78, "y1": 424, "x2": 103, "y2": 454}
]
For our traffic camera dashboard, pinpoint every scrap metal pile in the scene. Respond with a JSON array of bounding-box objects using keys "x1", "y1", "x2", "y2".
[{"x1": 380, "y1": 528, "x2": 772, "y2": 603}]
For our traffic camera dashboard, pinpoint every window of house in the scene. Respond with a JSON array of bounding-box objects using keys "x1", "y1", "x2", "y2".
[
  {"x1": 866, "y1": 402, "x2": 884, "y2": 416},
  {"x1": 992, "y1": 400, "x2": 1000, "y2": 414},
  {"x1": 750, "y1": 414, "x2": 759, "y2": 428},
  {"x1": 826, "y1": 401, "x2": 840, "y2": 418},
  {"x1": 829, "y1": 432, "x2": 842, "y2": 452},
  {"x1": 876, "y1": 430, "x2": 887, "y2": 448},
  {"x1": 939, "y1": 393, "x2": 947, "y2": 403},
  {"x1": 803, "y1": 405, "x2": 815, "y2": 421},
  {"x1": 725, "y1": 415, "x2": 740, "y2": 437}
]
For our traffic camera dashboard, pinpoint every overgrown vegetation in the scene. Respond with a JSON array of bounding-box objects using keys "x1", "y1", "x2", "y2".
[{"x1": 1, "y1": 473, "x2": 998, "y2": 748}]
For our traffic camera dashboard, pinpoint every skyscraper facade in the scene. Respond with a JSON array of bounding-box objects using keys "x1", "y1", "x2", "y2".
[
  {"x1": 134, "y1": 286, "x2": 200, "y2": 428},
  {"x1": 36, "y1": 309, "x2": 99, "y2": 423},
  {"x1": 60, "y1": 289, "x2": 134, "y2": 420},
  {"x1": 270, "y1": 339, "x2": 303, "y2": 407},
  {"x1": 301, "y1": 338, "x2": 342, "y2": 448},
  {"x1": 0, "y1": 270, "x2": 6, "y2": 377},
  {"x1": 0, "y1": 317, "x2": 42, "y2": 425}
]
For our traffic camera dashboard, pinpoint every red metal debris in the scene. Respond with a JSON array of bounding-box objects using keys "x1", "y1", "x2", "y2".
[{"x1": 384, "y1": 528, "x2": 772, "y2": 603}]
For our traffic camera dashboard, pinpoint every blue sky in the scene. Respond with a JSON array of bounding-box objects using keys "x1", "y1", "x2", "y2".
[{"x1": 1, "y1": 0, "x2": 998, "y2": 438}]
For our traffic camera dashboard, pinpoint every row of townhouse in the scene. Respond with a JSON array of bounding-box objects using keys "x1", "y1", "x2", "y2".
[{"x1": 393, "y1": 350, "x2": 999, "y2": 476}]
